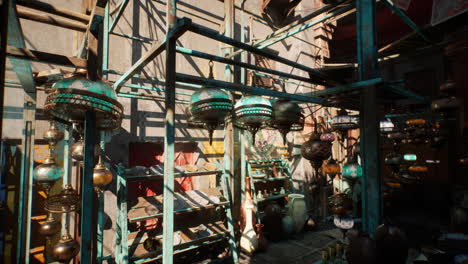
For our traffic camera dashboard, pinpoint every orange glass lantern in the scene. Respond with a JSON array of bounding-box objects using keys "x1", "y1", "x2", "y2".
[
  {"x1": 323, "y1": 158, "x2": 341, "y2": 177},
  {"x1": 408, "y1": 164, "x2": 428, "y2": 172}
]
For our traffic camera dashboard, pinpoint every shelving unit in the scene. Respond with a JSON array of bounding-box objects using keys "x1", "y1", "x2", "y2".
[
  {"x1": 247, "y1": 158, "x2": 294, "y2": 222},
  {"x1": 116, "y1": 166, "x2": 236, "y2": 263}
]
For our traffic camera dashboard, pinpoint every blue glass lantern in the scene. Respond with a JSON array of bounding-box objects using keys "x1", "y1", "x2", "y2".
[{"x1": 403, "y1": 154, "x2": 417, "y2": 161}]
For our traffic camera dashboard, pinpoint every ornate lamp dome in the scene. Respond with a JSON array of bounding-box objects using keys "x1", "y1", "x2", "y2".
[
  {"x1": 234, "y1": 95, "x2": 273, "y2": 143},
  {"x1": 270, "y1": 99, "x2": 304, "y2": 144},
  {"x1": 52, "y1": 233, "x2": 80, "y2": 263},
  {"x1": 93, "y1": 156, "x2": 113, "y2": 191},
  {"x1": 43, "y1": 121, "x2": 64, "y2": 147},
  {"x1": 331, "y1": 108, "x2": 358, "y2": 140},
  {"x1": 45, "y1": 76, "x2": 123, "y2": 130},
  {"x1": 188, "y1": 61, "x2": 233, "y2": 145}
]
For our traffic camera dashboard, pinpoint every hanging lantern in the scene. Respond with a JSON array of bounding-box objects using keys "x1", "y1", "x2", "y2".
[
  {"x1": 323, "y1": 157, "x2": 341, "y2": 177},
  {"x1": 33, "y1": 152, "x2": 63, "y2": 194},
  {"x1": 45, "y1": 184, "x2": 80, "y2": 213},
  {"x1": 93, "y1": 156, "x2": 113, "y2": 191},
  {"x1": 270, "y1": 99, "x2": 304, "y2": 144},
  {"x1": 39, "y1": 214, "x2": 61, "y2": 237},
  {"x1": 399, "y1": 168, "x2": 420, "y2": 184},
  {"x1": 189, "y1": 61, "x2": 233, "y2": 145},
  {"x1": 380, "y1": 118, "x2": 394, "y2": 133},
  {"x1": 44, "y1": 121, "x2": 64, "y2": 148},
  {"x1": 385, "y1": 152, "x2": 403, "y2": 175},
  {"x1": 70, "y1": 138, "x2": 100, "y2": 162},
  {"x1": 331, "y1": 108, "x2": 358, "y2": 140},
  {"x1": 342, "y1": 155, "x2": 362, "y2": 180},
  {"x1": 403, "y1": 119, "x2": 428, "y2": 145},
  {"x1": 44, "y1": 75, "x2": 123, "y2": 130},
  {"x1": 52, "y1": 233, "x2": 80, "y2": 263},
  {"x1": 320, "y1": 130, "x2": 336, "y2": 143},
  {"x1": 301, "y1": 131, "x2": 332, "y2": 170},
  {"x1": 234, "y1": 95, "x2": 273, "y2": 143},
  {"x1": 328, "y1": 193, "x2": 353, "y2": 216}
]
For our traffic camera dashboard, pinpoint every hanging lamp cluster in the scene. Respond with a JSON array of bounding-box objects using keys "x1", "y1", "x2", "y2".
[{"x1": 187, "y1": 61, "x2": 304, "y2": 145}]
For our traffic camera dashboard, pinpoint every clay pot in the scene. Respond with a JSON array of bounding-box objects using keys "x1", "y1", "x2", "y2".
[
  {"x1": 256, "y1": 224, "x2": 268, "y2": 252},
  {"x1": 375, "y1": 224, "x2": 408, "y2": 264},
  {"x1": 287, "y1": 194, "x2": 307, "y2": 233},
  {"x1": 281, "y1": 215, "x2": 295, "y2": 239},
  {"x1": 346, "y1": 233, "x2": 377, "y2": 264},
  {"x1": 263, "y1": 201, "x2": 283, "y2": 241}
]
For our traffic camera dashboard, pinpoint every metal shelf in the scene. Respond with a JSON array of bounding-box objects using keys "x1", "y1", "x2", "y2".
[
  {"x1": 253, "y1": 176, "x2": 290, "y2": 182},
  {"x1": 257, "y1": 193, "x2": 289, "y2": 202}
]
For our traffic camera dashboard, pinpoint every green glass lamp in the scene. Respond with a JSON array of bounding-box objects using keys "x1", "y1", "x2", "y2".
[
  {"x1": 45, "y1": 75, "x2": 123, "y2": 130},
  {"x1": 342, "y1": 155, "x2": 362, "y2": 180},
  {"x1": 403, "y1": 154, "x2": 417, "y2": 161},
  {"x1": 234, "y1": 95, "x2": 273, "y2": 143}
]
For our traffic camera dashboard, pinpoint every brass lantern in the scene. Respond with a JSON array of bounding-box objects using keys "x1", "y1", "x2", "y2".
[
  {"x1": 45, "y1": 184, "x2": 80, "y2": 213},
  {"x1": 39, "y1": 214, "x2": 61, "y2": 237},
  {"x1": 52, "y1": 233, "x2": 80, "y2": 263},
  {"x1": 33, "y1": 151, "x2": 63, "y2": 194},
  {"x1": 43, "y1": 121, "x2": 64, "y2": 148},
  {"x1": 93, "y1": 156, "x2": 113, "y2": 192},
  {"x1": 270, "y1": 99, "x2": 304, "y2": 144},
  {"x1": 45, "y1": 75, "x2": 123, "y2": 130},
  {"x1": 189, "y1": 61, "x2": 233, "y2": 145},
  {"x1": 301, "y1": 131, "x2": 332, "y2": 171},
  {"x1": 234, "y1": 95, "x2": 273, "y2": 143}
]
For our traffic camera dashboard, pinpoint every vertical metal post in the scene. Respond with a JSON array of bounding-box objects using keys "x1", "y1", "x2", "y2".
[
  {"x1": 115, "y1": 164, "x2": 128, "y2": 264},
  {"x1": 356, "y1": 0, "x2": 381, "y2": 234},
  {"x1": 80, "y1": 111, "x2": 96, "y2": 262},
  {"x1": 162, "y1": 1, "x2": 176, "y2": 263},
  {"x1": 102, "y1": 3, "x2": 110, "y2": 79},
  {"x1": 223, "y1": 1, "x2": 239, "y2": 262},
  {"x1": 61, "y1": 126, "x2": 73, "y2": 236},
  {"x1": 0, "y1": 0, "x2": 9, "y2": 139},
  {"x1": 17, "y1": 95, "x2": 36, "y2": 264}
]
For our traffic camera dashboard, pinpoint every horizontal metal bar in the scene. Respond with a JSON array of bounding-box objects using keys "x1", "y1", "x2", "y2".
[
  {"x1": 310, "y1": 77, "x2": 383, "y2": 97},
  {"x1": 110, "y1": 31, "x2": 155, "y2": 43},
  {"x1": 176, "y1": 46, "x2": 318, "y2": 85},
  {"x1": 125, "y1": 170, "x2": 223, "y2": 181},
  {"x1": 6, "y1": 45, "x2": 87, "y2": 68},
  {"x1": 383, "y1": 85, "x2": 430, "y2": 103},
  {"x1": 253, "y1": 72, "x2": 316, "y2": 90},
  {"x1": 16, "y1": 6, "x2": 87, "y2": 32},
  {"x1": 175, "y1": 73, "x2": 326, "y2": 104},
  {"x1": 187, "y1": 21, "x2": 340, "y2": 86},
  {"x1": 17, "y1": 0, "x2": 90, "y2": 23},
  {"x1": 129, "y1": 202, "x2": 229, "y2": 223},
  {"x1": 382, "y1": 0, "x2": 429, "y2": 42},
  {"x1": 117, "y1": 92, "x2": 189, "y2": 104}
]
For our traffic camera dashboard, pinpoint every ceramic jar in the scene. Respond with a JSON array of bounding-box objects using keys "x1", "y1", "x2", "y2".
[
  {"x1": 240, "y1": 202, "x2": 258, "y2": 254},
  {"x1": 281, "y1": 215, "x2": 295, "y2": 238},
  {"x1": 287, "y1": 194, "x2": 307, "y2": 233}
]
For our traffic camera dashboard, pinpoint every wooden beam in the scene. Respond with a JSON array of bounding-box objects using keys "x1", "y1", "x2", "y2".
[
  {"x1": 7, "y1": 45, "x2": 87, "y2": 68},
  {"x1": 113, "y1": 17, "x2": 192, "y2": 92},
  {"x1": 16, "y1": 0, "x2": 90, "y2": 23},
  {"x1": 16, "y1": 6, "x2": 87, "y2": 32}
]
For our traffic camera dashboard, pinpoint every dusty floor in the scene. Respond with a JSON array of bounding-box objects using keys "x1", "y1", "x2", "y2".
[{"x1": 239, "y1": 225, "x2": 343, "y2": 264}]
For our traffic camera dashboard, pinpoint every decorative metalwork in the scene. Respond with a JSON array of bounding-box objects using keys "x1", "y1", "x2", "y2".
[
  {"x1": 189, "y1": 62, "x2": 233, "y2": 144},
  {"x1": 45, "y1": 184, "x2": 80, "y2": 213},
  {"x1": 93, "y1": 155, "x2": 113, "y2": 192},
  {"x1": 52, "y1": 233, "x2": 80, "y2": 263},
  {"x1": 234, "y1": 95, "x2": 273, "y2": 143},
  {"x1": 45, "y1": 76, "x2": 124, "y2": 130},
  {"x1": 270, "y1": 99, "x2": 304, "y2": 144},
  {"x1": 43, "y1": 121, "x2": 64, "y2": 148},
  {"x1": 33, "y1": 151, "x2": 63, "y2": 194},
  {"x1": 70, "y1": 138, "x2": 100, "y2": 162},
  {"x1": 331, "y1": 108, "x2": 358, "y2": 140},
  {"x1": 301, "y1": 130, "x2": 332, "y2": 171},
  {"x1": 39, "y1": 213, "x2": 61, "y2": 237}
]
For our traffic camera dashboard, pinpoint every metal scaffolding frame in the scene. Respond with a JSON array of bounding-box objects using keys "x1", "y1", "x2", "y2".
[{"x1": 0, "y1": 0, "x2": 434, "y2": 263}]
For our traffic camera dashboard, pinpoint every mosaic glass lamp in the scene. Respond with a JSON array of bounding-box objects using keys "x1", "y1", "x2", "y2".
[
  {"x1": 234, "y1": 95, "x2": 273, "y2": 143},
  {"x1": 331, "y1": 108, "x2": 358, "y2": 140},
  {"x1": 301, "y1": 130, "x2": 332, "y2": 171},
  {"x1": 342, "y1": 155, "x2": 362, "y2": 180},
  {"x1": 45, "y1": 75, "x2": 123, "y2": 130},
  {"x1": 270, "y1": 99, "x2": 304, "y2": 144},
  {"x1": 323, "y1": 157, "x2": 341, "y2": 177},
  {"x1": 380, "y1": 118, "x2": 394, "y2": 133},
  {"x1": 189, "y1": 61, "x2": 233, "y2": 145},
  {"x1": 403, "y1": 154, "x2": 417, "y2": 161},
  {"x1": 33, "y1": 151, "x2": 63, "y2": 194}
]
